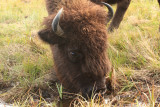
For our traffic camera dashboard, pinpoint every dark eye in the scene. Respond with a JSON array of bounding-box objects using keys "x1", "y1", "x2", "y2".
[
  {"x1": 68, "y1": 51, "x2": 83, "y2": 63},
  {"x1": 69, "y1": 52, "x2": 78, "y2": 57}
]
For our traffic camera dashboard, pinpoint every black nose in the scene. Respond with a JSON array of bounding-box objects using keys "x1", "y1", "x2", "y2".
[
  {"x1": 82, "y1": 87, "x2": 93, "y2": 99},
  {"x1": 82, "y1": 86, "x2": 107, "y2": 100},
  {"x1": 96, "y1": 87, "x2": 107, "y2": 95}
]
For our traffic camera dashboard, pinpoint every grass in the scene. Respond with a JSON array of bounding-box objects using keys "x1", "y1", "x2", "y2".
[
  {"x1": 56, "y1": 83, "x2": 63, "y2": 100},
  {"x1": 0, "y1": 0, "x2": 160, "y2": 106}
]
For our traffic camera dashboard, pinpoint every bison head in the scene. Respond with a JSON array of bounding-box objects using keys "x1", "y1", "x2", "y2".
[{"x1": 38, "y1": 0, "x2": 112, "y2": 99}]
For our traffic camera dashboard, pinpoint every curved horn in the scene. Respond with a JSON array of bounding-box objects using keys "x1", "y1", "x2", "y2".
[
  {"x1": 101, "y1": 2, "x2": 114, "y2": 23},
  {"x1": 52, "y1": 8, "x2": 64, "y2": 36}
]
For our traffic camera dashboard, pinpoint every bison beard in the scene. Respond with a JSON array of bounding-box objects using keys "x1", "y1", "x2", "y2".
[{"x1": 39, "y1": 0, "x2": 112, "y2": 99}]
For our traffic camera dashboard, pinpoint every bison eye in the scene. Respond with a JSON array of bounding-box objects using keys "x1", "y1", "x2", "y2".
[
  {"x1": 70, "y1": 52, "x2": 77, "y2": 56},
  {"x1": 68, "y1": 51, "x2": 83, "y2": 63}
]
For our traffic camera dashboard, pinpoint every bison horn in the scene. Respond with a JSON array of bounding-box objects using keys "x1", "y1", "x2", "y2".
[
  {"x1": 101, "y1": 2, "x2": 114, "y2": 23},
  {"x1": 52, "y1": 8, "x2": 64, "y2": 36}
]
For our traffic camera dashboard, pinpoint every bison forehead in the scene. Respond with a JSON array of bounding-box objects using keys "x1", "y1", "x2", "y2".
[
  {"x1": 60, "y1": 5, "x2": 108, "y2": 30},
  {"x1": 61, "y1": 0, "x2": 108, "y2": 24},
  {"x1": 66, "y1": 23, "x2": 108, "y2": 52}
]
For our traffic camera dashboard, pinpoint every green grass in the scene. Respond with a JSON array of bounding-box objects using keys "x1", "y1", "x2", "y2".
[
  {"x1": 56, "y1": 83, "x2": 63, "y2": 100},
  {"x1": 0, "y1": 0, "x2": 160, "y2": 106}
]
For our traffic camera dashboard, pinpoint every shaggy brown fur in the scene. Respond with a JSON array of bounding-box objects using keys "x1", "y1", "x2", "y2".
[
  {"x1": 39, "y1": 0, "x2": 111, "y2": 98},
  {"x1": 45, "y1": 0, "x2": 131, "y2": 31}
]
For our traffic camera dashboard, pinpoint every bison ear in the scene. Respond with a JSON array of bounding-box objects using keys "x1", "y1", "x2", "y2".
[{"x1": 38, "y1": 29, "x2": 63, "y2": 45}]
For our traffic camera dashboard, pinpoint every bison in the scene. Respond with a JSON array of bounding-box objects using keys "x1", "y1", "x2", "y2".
[{"x1": 38, "y1": 0, "x2": 113, "y2": 98}]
